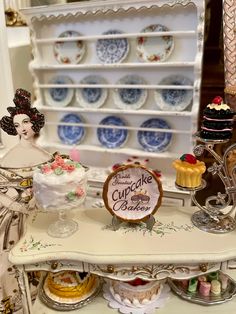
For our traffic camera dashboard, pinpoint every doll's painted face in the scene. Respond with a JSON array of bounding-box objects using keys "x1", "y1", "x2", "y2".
[{"x1": 13, "y1": 114, "x2": 35, "y2": 140}]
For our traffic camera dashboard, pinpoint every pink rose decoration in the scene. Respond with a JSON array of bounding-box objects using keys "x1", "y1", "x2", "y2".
[
  {"x1": 42, "y1": 165, "x2": 52, "y2": 173},
  {"x1": 51, "y1": 162, "x2": 60, "y2": 170},
  {"x1": 76, "y1": 187, "x2": 84, "y2": 196},
  {"x1": 66, "y1": 164, "x2": 76, "y2": 172}
]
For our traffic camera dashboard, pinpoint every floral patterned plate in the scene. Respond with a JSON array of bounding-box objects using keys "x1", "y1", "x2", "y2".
[
  {"x1": 76, "y1": 75, "x2": 108, "y2": 108},
  {"x1": 113, "y1": 75, "x2": 147, "y2": 110},
  {"x1": 54, "y1": 30, "x2": 85, "y2": 64},
  {"x1": 137, "y1": 118, "x2": 172, "y2": 152},
  {"x1": 154, "y1": 75, "x2": 193, "y2": 111},
  {"x1": 97, "y1": 116, "x2": 128, "y2": 148},
  {"x1": 96, "y1": 29, "x2": 129, "y2": 64},
  {"x1": 58, "y1": 113, "x2": 85, "y2": 145},
  {"x1": 45, "y1": 75, "x2": 74, "y2": 107},
  {"x1": 136, "y1": 24, "x2": 174, "y2": 62}
]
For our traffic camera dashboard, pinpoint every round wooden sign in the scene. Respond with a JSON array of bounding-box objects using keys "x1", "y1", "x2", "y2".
[{"x1": 103, "y1": 164, "x2": 163, "y2": 222}]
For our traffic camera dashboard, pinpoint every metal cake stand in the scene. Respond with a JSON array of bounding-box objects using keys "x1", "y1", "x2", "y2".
[{"x1": 175, "y1": 133, "x2": 236, "y2": 234}]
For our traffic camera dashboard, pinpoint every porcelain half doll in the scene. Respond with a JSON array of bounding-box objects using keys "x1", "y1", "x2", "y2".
[{"x1": 0, "y1": 88, "x2": 52, "y2": 311}]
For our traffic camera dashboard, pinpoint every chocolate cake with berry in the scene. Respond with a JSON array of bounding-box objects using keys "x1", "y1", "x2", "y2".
[
  {"x1": 172, "y1": 154, "x2": 206, "y2": 188},
  {"x1": 200, "y1": 96, "x2": 235, "y2": 140}
]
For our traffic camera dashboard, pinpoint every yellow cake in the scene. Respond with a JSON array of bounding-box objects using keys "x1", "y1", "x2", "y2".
[
  {"x1": 173, "y1": 154, "x2": 206, "y2": 188},
  {"x1": 44, "y1": 271, "x2": 99, "y2": 303}
]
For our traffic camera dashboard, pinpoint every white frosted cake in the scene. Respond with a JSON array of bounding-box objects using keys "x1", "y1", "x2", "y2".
[
  {"x1": 108, "y1": 278, "x2": 162, "y2": 308},
  {"x1": 33, "y1": 155, "x2": 87, "y2": 211}
]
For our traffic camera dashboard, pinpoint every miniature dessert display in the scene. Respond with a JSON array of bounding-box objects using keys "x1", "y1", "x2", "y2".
[
  {"x1": 39, "y1": 271, "x2": 101, "y2": 310},
  {"x1": 107, "y1": 278, "x2": 163, "y2": 308},
  {"x1": 168, "y1": 271, "x2": 236, "y2": 305},
  {"x1": 200, "y1": 96, "x2": 235, "y2": 140},
  {"x1": 172, "y1": 153, "x2": 206, "y2": 188},
  {"x1": 33, "y1": 154, "x2": 87, "y2": 238}
]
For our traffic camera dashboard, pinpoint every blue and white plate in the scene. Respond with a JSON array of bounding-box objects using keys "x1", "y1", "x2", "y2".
[
  {"x1": 54, "y1": 30, "x2": 85, "y2": 64},
  {"x1": 97, "y1": 116, "x2": 128, "y2": 148},
  {"x1": 45, "y1": 76, "x2": 74, "y2": 107},
  {"x1": 96, "y1": 30, "x2": 129, "y2": 64},
  {"x1": 155, "y1": 75, "x2": 193, "y2": 111},
  {"x1": 137, "y1": 118, "x2": 172, "y2": 152},
  {"x1": 113, "y1": 75, "x2": 147, "y2": 110},
  {"x1": 76, "y1": 75, "x2": 108, "y2": 108},
  {"x1": 58, "y1": 113, "x2": 85, "y2": 145}
]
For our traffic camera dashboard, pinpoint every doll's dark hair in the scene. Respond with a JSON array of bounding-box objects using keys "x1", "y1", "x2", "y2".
[{"x1": 0, "y1": 89, "x2": 45, "y2": 136}]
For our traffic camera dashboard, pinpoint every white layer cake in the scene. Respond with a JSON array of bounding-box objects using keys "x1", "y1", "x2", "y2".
[{"x1": 33, "y1": 155, "x2": 87, "y2": 211}]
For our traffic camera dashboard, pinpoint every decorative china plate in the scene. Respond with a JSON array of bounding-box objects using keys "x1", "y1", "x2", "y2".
[
  {"x1": 54, "y1": 30, "x2": 85, "y2": 64},
  {"x1": 154, "y1": 75, "x2": 193, "y2": 111},
  {"x1": 45, "y1": 76, "x2": 74, "y2": 107},
  {"x1": 58, "y1": 113, "x2": 85, "y2": 145},
  {"x1": 136, "y1": 24, "x2": 174, "y2": 62},
  {"x1": 76, "y1": 75, "x2": 108, "y2": 108},
  {"x1": 96, "y1": 30, "x2": 129, "y2": 64},
  {"x1": 168, "y1": 272, "x2": 236, "y2": 306},
  {"x1": 97, "y1": 116, "x2": 128, "y2": 148},
  {"x1": 137, "y1": 118, "x2": 172, "y2": 152},
  {"x1": 113, "y1": 75, "x2": 147, "y2": 110}
]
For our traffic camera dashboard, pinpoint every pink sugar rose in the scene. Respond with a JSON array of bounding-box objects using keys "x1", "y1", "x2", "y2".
[
  {"x1": 51, "y1": 162, "x2": 61, "y2": 170},
  {"x1": 62, "y1": 164, "x2": 75, "y2": 172},
  {"x1": 54, "y1": 155, "x2": 65, "y2": 166},
  {"x1": 76, "y1": 187, "x2": 84, "y2": 196},
  {"x1": 42, "y1": 165, "x2": 52, "y2": 173}
]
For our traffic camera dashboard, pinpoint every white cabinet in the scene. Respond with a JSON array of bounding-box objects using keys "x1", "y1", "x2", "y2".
[
  {"x1": 9, "y1": 201, "x2": 236, "y2": 313},
  {"x1": 21, "y1": 0, "x2": 205, "y2": 202}
]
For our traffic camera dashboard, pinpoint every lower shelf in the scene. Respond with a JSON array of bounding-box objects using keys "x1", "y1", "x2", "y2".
[{"x1": 33, "y1": 290, "x2": 236, "y2": 314}]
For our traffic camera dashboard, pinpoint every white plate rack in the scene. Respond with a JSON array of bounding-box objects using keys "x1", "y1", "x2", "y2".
[{"x1": 21, "y1": 0, "x2": 205, "y2": 197}]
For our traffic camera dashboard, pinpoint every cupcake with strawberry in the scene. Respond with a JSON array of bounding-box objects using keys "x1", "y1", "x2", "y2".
[
  {"x1": 200, "y1": 96, "x2": 235, "y2": 140},
  {"x1": 173, "y1": 153, "x2": 206, "y2": 188}
]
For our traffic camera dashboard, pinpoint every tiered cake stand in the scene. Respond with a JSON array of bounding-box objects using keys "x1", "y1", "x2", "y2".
[{"x1": 176, "y1": 133, "x2": 236, "y2": 234}]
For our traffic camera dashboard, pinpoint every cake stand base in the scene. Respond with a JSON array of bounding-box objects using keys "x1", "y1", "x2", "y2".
[
  {"x1": 47, "y1": 219, "x2": 78, "y2": 238},
  {"x1": 191, "y1": 211, "x2": 236, "y2": 234}
]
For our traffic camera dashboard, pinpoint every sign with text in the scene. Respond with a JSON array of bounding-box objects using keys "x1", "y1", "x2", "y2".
[{"x1": 103, "y1": 164, "x2": 163, "y2": 222}]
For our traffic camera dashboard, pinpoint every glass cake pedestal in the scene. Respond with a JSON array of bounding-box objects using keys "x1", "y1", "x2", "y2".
[{"x1": 47, "y1": 207, "x2": 79, "y2": 238}]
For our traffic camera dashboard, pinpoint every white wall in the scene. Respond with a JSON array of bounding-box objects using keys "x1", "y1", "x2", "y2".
[{"x1": 0, "y1": 1, "x2": 17, "y2": 156}]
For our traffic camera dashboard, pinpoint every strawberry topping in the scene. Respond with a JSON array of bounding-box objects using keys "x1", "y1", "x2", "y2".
[
  {"x1": 180, "y1": 154, "x2": 197, "y2": 164},
  {"x1": 127, "y1": 278, "x2": 148, "y2": 286},
  {"x1": 212, "y1": 96, "x2": 223, "y2": 105}
]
